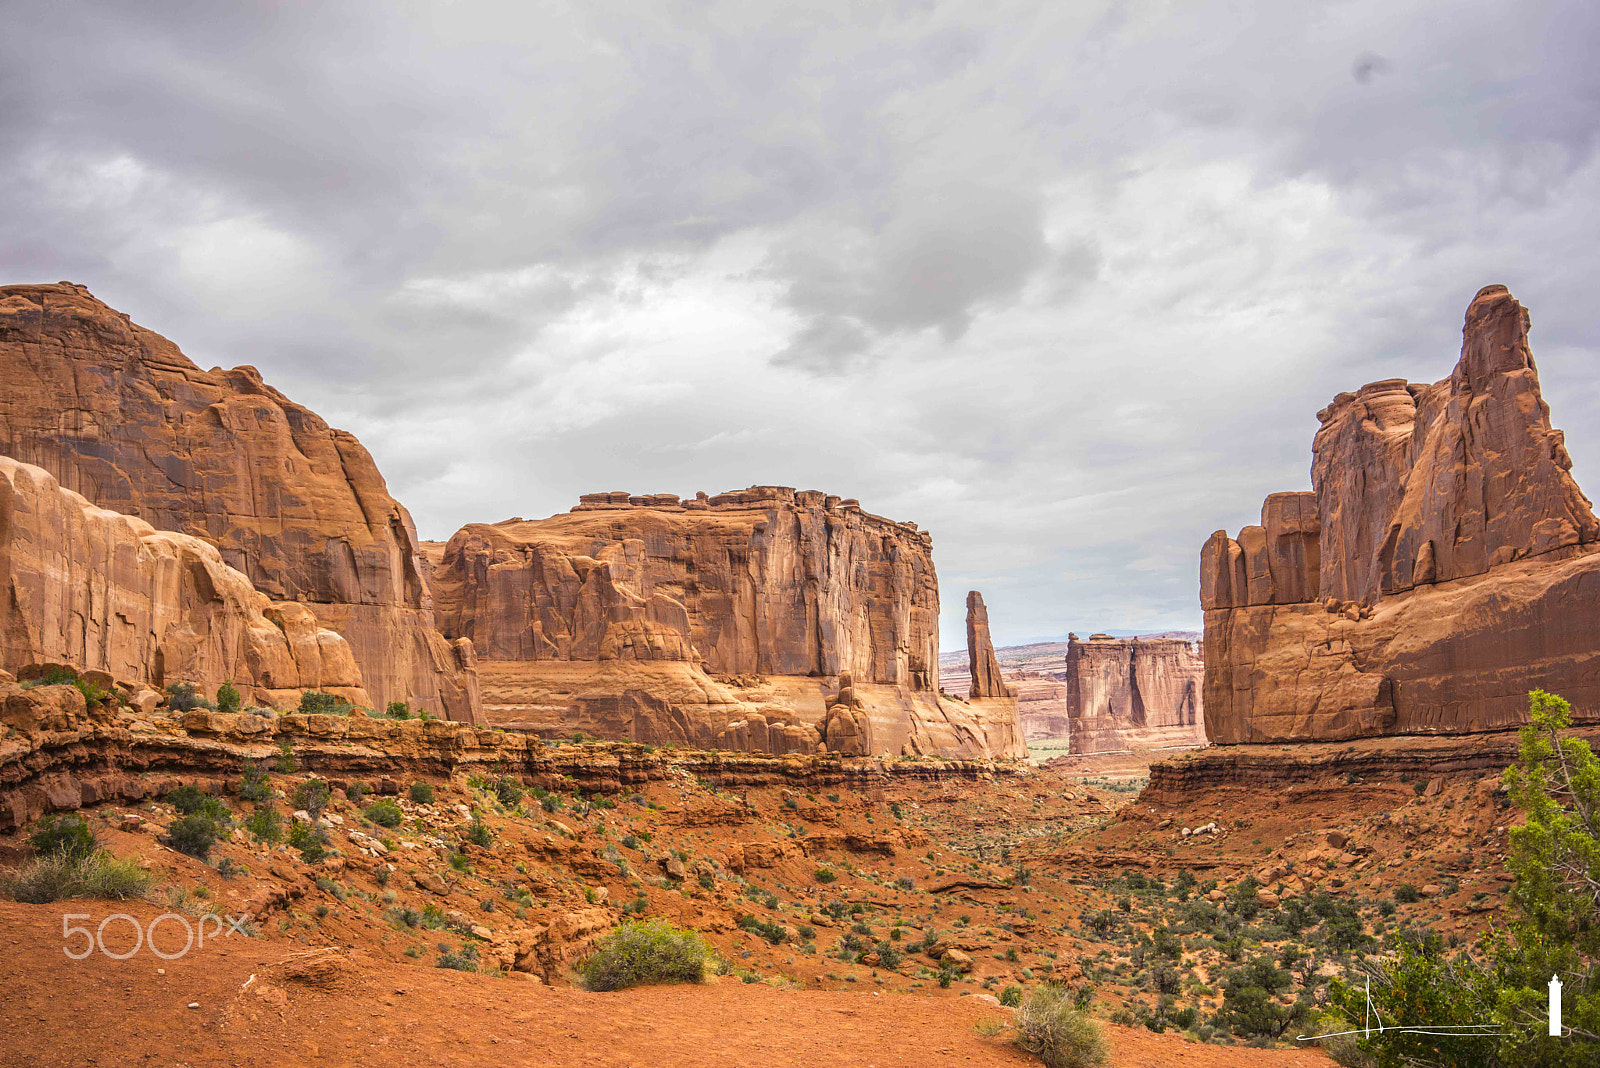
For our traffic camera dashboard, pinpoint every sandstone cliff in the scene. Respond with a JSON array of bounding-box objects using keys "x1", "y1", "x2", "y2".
[
  {"x1": 1, "y1": 456, "x2": 369, "y2": 709},
  {"x1": 964, "y1": 591, "x2": 1015, "y2": 699},
  {"x1": 1202, "y1": 285, "x2": 1600, "y2": 743},
  {"x1": 1064, "y1": 633, "x2": 1205, "y2": 753},
  {"x1": 427, "y1": 488, "x2": 1024, "y2": 759},
  {"x1": 0, "y1": 283, "x2": 479, "y2": 721}
]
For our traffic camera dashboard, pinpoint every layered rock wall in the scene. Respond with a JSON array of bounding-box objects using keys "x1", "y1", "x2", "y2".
[
  {"x1": 430, "y1": 489, "x2": 1024, "y2": 759},
  {"x1": 1064, "y1": 634, "x2": 1205, "y2": 753},
  {"x1": 1, "y1": 455, "x2": 369, "y2": 708},
  {"x1": 0, "y1": 283, "x2": 478, "y2": 721},
  {"x1": 1202, "y1": 285, "x2": 1600, "y2": 743}
]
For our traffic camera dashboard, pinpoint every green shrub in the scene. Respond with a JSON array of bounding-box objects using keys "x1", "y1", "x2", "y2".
[
  {"x1": 738, "y1": 913, "x2": 787, "y2": 945},
  {"x1": 365, "y1": 800, "x2": 404, "y2": 828},
  {"x1": 215, "y1": 680, "x2": 241, "y2": 715},
  {"x1": 246, "y1": 805, "x2": 283, "y2": 843},
  {"x1": 347, "y1": 781, "x2": 368, "y2": 803},
  {"x1": 1393, "y1": 883, "x2": 1420, "y2": 903},
  {"x1": 292, "y1": 778, "x2": 331, "y2": 816},
  {"x1": 437, "y1": 943, "x2": 481, "y2": 972},
  {"x1": 167, "y1": 681, "x2": 209, "y2": 712},
  {"x1": 1014, "y1": 985, "x2": 1108, "y2": 1068},
  {"x1": 465, "y1": 817, "x2": 494, "y2": 848},
  {"x1": 409, "y1": 782, "x2": 435, "y2": 804},
  {"x1": 493, "y1": 776, "x2": 524, "y2": 806},
  {"x1": 385, "y1": 700, "x2": 413, "y2": 720},
  {"x1": 7, "y1": 849, "x2": 151, "y2": 903},
  {"x1": 1000, "y1": 984, "x2": 1024, "y2": 1007},
  {"x1": 287, "y1": 821, "x2": 327, "y2": 863},
  {"x1": 298, "y1": 690, "x2": 352, "y2": 716},
  {"x1": 166, "y1": 785, "x2": 232, "y2": 825},
  {"x1": 237, "y1": 760, "x2": 272, "y2": 803},
  {"x1": 875, "y1": 939, "x2": 904, "y2": 968},
  {"x1": 814, "y1": 867, "x2": 837, "y2": 884},
  {"x1": 30, "y1": 814, "x2": 97, "y2": 860},
  {"x1": 576, "y1": 920, "x2": 710, "y2": 991},
  {"x1": 165, "y1": 813, "x2": 220, "y2": 859},
  {"x1": 274, "y1": 739, "x2": 298, "y2": 773}
]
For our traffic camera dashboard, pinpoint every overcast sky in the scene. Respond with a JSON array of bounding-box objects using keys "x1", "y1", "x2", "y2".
[{"x1": 5, "y1": 1, "x2": 1597, "y2": 649}]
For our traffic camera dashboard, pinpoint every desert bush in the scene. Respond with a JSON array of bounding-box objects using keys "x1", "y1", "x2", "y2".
[
  {"x1": 1014, "y1": 985, "x2": 1108, "y2": 1068},
  {"x1": 274, "y1": 739, "x2": 298, "y2": 773},
  {"x1": 1001, "y1": 984, "x2": 1024, "y2": 1007},
  {"x1": 409, "y1": 782, "x2": 435, "y2": 804},
  {"x1": 166, "y1": 785, "x2": 232, "y2": 825},
  {"x1": 875, "y1": 939, "x2": 904, "y2": 968},
  {"x1": 166, "y1": 681, "x2": 210, "y2": 712},
  {"x1": 298, "y1": 690, "x2": 352, "y2": 715},
  {"x1": 1393, "y1": 883, "x2": 1420, "y2": 904},
  {"x1": 7, "y1": 849, "x2": 151, "y2": 903},
  {"x1": 237, "y1": 760, "x2": 272, "y2": 803},
  {"x1": 245, "y1": 805, "x2": 283, "y2": 843},
  {"x1": 215, "y1": 680, "x2": 241, "y2": 715},
  {"x1": 814, "y1": 867, "x2": 838, "y2": 884},
  {"x1": 738, "y1": 913, "x2": 787, "y2": 945},
  {"x1": 575, "y1": 920, "x2": 710, "y2": 991},
  {"x1": 437, "y1": 943, "x2": 481, "y2": 972},
  {"x1": 287, "y1": 821, "x2": 327, "y2": 863},
  {"x1": 30, "y1": 814, "x2": 97, "y2": 860},
  {"x1": 292, "y1": 778, "x2": 331, "y2": 816},
  {"x1": 164, "y1": 813, "x2": 220, "y2": 859},
  {"x1": 464, "y1": 817, "x2": 494, "y2": 847},
  {"x1": 493, "y1": 776, "x2": 524, "y2": 806},
  {"x1": 384, "y1": 700, "x2": 413, "y2": 720},
  {"x1": 365, "y1": 800, "x2": 404, "y2": 828}
]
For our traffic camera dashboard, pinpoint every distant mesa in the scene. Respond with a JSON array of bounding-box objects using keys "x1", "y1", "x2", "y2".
[{"x1": 1202, "y1": 285, "x2": 1600, "y2": 743}]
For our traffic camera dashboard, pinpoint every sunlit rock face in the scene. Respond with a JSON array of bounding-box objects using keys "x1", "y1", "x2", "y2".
[
  {"x1": 1202, "y1": 285, "x2": 1600, "y2": 743},
  {"x1": 0, "y1": 282, "x2": 479, "y2": 722},
  {"x1": 428, "y1": 488, "x2": 1024, "y2": 759}
]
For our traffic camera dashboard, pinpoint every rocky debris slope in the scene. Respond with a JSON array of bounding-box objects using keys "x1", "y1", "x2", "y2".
[
  {"x1": 427, "y1": 488, "x2": 1024, "y2": 759},
  {"x1": 1202, "y1": 285, "x2": 1600, "y2": 743},
  {"x1": 963, "y1": 592, "x2": 1015, "y2": 699},
  {"x1": 1, "y1": 457, "x2": 369, "y2": 711},
  {"x1": 0, "y1": 676, "x2": 1011, "y2": 831},
  {"x1": 0, "y1": 283, "x2": 479, "y2": 722}
]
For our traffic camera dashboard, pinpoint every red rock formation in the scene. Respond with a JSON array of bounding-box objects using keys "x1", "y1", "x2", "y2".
[
  {"x1": 428, "y1": 489, "x2": 1024, "y2": 759},
  {"x1": 1064, "y1": 634, "x2": 1205, "y2": 753},
  {"x1": 1202, "y1": 286, "x2": 1600, "y2": 743},
  {"x1": 0, "y1": 283, "x2": 478, "y2": 721},
  {"x1": 1, "y1": 456, "x2": 369, "y2": 708},
  {"x1": 965, "y1": 591, "x2": 1015, "y2": 699}
]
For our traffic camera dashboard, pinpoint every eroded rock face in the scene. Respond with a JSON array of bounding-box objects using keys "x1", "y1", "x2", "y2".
[
  {"x1": 965, "y1": 591, "x2": 1015, "y2": 699},
  {"x1": 1, "y1": 456, "x2": 369, "y2": 709},
  {"x1": 429, "y1": 488, "x2": 1025, "y2": 759},
  {"x1": 1202, "y1": 286, "x2": 1600, "y2": 743},
  {"x1": 1064, "y1": 634, "x2": 1205, "y2": 753},
  {"x1": 0, "y1": 283, "x2": 478, "y2": 721}
]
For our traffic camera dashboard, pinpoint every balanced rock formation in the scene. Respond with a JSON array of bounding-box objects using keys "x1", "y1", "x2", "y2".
[
  {"x1": 427, "y1": 488, "x2": 1024, "y2": 759},
  {"x1": 965, "y1": 591, "x2": 1016, "y2": 699},
  {"x1": 1, "y1": 456, "x2": 369, "y2": 709},
  {"x1": 0, "y1": 283, "x2": 479, "y2": 721},
  {"x1": 1203, "y1": 285, "x2": 1600, "y2": 743}
]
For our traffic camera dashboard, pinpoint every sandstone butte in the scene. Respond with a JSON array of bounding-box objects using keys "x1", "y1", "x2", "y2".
[
  {"x1": 1, "y1": 455, "x2": 370, "y2": 712},
  {"x1": 0, "y1": 282, "x2": 480, "y2": 722},
  {"x1": 942, "y1": 632, "x2": 1205, "y2": 751},
  {"x1": 423, "y1": 490, "x2": 1025, "y2": 759},
  {"x1": 1202, "y1": 284, "x2": 1600, "y2": 743}
]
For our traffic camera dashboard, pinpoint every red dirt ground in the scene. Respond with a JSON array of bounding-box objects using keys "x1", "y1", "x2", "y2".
[{"x1": 0, "y1": 899, "x2": 1330, "y2": 1067}]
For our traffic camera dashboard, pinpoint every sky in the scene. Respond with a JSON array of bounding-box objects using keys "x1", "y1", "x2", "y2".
[{"x1": 4, "y1": 0, "x2": 1598, "y2": 649}]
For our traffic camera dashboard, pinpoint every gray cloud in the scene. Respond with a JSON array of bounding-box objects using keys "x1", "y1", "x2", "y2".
[{"x1": 2, "y1": 0, "x2": 1597, "y2": 650}]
